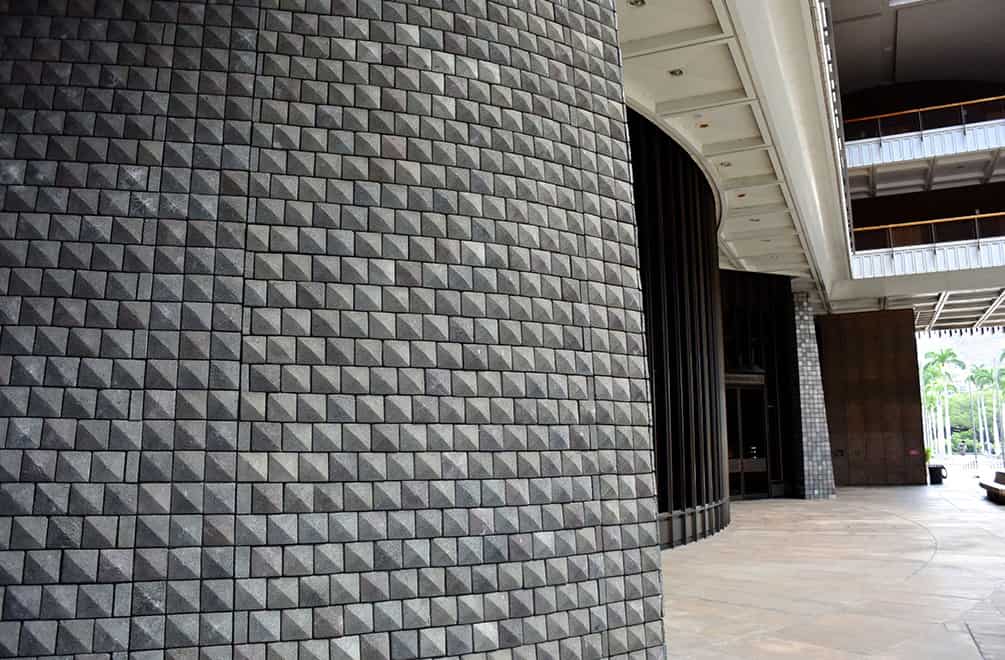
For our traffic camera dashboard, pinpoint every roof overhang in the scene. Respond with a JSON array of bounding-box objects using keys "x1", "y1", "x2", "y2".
[{"x1": 617, "y1": 0, "x2": 851, "y2": 310}]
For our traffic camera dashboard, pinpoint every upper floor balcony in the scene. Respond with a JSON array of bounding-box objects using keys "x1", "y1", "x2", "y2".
[
  {"x1": 843, "y1": 96, "x2": 1005, "y2": 279},
  {"x1": 850, "y1": 212, "x2": 1005, "y2": 279},
  {"x1": 844, "y1": 95, "x2": 1005, "y2": 170}
]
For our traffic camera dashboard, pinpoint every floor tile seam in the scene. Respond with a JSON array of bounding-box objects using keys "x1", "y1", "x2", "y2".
[
  {"x1": 836, "y1": 501, "x2": 941, "y2": 579},
  {"x1": 965, "y1": 622, "x2": 991, "y2": 660},
  {"x1": 672, "y1": 593, "x2": 857, "y2": 618}
]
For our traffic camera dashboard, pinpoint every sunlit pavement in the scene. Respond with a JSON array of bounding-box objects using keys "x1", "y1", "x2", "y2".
[{"x1": 662, "y1": 471, "x2": 1005, "y2": 658}]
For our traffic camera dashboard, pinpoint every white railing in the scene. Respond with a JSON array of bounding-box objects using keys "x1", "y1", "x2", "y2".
[
  {"x1": 851, "y1": 234, "x2": 1005, "y2": 279},
  {"x1": 845, "y1": 118, "x2": 1005, "y2": 168},
  {"x1": 939, "y1": 453, "x2": 1005, "y2": 477},
  {"x1": 843, "y1": 95, "x2": 1005, "y2": 168}
]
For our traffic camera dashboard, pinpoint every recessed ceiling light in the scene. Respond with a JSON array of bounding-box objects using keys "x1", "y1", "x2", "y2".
[
  {"x1": 669, "y1": 68, "x2": 684, "y2": 77},
  {"x1": 737, "y1": 192, "x2": 747, "y2": 198},
  {"x1": 628, "y1": 0, "x2": 646, "y2": 6},
  {"x1": 697, "y1": 122, "x2": 709, "y2": 128},
  {"x1": 719, "y1": 161, "x2": 732, "y2": 168},
  {"x1": 749, "y1": 217, "x2": 761, "y2": 223}
]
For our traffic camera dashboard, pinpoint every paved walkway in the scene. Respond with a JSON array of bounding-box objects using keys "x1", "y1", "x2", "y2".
[{"x1": 662, "y1": 475, "x2": 1005, "y2": 658}]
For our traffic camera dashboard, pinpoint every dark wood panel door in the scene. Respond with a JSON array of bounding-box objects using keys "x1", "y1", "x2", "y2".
[{"x1": 818, "y1": 310, "x2": 926, "y2": 486}]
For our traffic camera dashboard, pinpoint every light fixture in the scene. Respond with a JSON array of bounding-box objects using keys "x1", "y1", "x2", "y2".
[
  {"x1": 628, "y1": 0, "x2": 646, "y2": 6},
  {"x1": 697, "y1": 122, "x2": 709, "y2": 128},
  {"x1": 737, "y1": 192, "x2": 747, "y2": 199},
  {"x1": 749, "y1": 217, "x2": 761, "y2": 223},
  {"x1": 669, "y1": 68, "x2": 684, "y2": 77},
  {"x1": 719, "y1": 161, "x2": 732, "y2": 168}
]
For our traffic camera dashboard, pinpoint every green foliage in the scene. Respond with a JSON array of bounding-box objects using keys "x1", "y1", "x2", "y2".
[
  {"x1": 924, "y1": 348, "x2": 965, "y2": 375},
  {"x1": 920, "y1": 345, "x2": 1004, "y2": 454},
  {"x1": 968, "y1": 364, "x2": 994, "y2": 388}
]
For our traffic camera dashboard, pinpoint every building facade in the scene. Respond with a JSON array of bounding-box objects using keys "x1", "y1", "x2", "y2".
[{"x1": 2, "y1": 0, "x2": 991, "y2": 657}]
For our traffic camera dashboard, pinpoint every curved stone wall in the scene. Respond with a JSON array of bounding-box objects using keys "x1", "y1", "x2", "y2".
[
  {"x1": 0, "y1": 1, "x2": 663, "y2": 658},
  {"x1": 627, "y1": 109, "x2": 728, "y2": 547}
]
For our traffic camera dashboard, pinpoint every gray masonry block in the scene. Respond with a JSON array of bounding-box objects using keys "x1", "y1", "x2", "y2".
[
  {"x1": 794, "y1": 293, "x2": 837, "y2": 499},
  {"x1": 0, "y1": 0, "x2": 664, "y2": 658}
]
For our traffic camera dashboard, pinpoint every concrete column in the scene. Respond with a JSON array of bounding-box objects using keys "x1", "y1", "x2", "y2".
[{"x1": 794, "y1": 293, "x2": 837, "y2": 498}]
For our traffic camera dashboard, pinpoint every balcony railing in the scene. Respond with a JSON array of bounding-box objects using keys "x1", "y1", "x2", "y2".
[
  {"x1": 853, "y1": 211, "x2": 1005, "y2": 251},
  {"x1": 844, "y1": 95, "x2": 1005, "y2": 141}
]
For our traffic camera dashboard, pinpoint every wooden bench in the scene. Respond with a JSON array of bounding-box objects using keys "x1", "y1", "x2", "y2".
[{"x1": 979, "y1": 471, "x2": 1005, "y2": 504}]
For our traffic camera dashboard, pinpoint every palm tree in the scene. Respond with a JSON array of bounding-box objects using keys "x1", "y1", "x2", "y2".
[
  {"x1": 925, "y1": 349, "x2": 966, "y2": 455},
  {"x1": 995, "y1": 348, "x2": 1005, "y2": 457},
  {"x1": 966, "y1": 373, "x2": 978, "y2": 452},
  {"x1": 921, "y1": 365, "x2": 942, "y2": 452},
  {"x1": 968, "y1": 365, "x2": 995, "y2": 454}
]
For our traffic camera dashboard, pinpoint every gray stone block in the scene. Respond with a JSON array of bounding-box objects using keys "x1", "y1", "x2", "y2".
[{"x1": 0, "y1": 1, "x2": 663, "y2": 658}]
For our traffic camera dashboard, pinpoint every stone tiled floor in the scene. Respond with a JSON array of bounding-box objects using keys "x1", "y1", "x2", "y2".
[{"x1": 663, "y1": 474, "x2": 1005, "y2": 658}]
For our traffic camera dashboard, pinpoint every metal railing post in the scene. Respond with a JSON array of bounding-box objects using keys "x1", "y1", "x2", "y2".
[
  {"x1": 850, "y1": 212, "x2": 1005, "y2": 252},
  {"x1": 844, "y1": 94, "x2": 1005, "y2": 142}
]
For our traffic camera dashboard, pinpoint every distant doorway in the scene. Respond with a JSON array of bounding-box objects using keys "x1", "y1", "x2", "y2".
[{"x1": 726, "y1": 375, "x2": 771, "y2": 498}]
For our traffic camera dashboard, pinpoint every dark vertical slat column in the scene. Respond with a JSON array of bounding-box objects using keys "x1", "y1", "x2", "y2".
[{"x1": 627, "y1": 110, "x2": 728, "y2": 547}]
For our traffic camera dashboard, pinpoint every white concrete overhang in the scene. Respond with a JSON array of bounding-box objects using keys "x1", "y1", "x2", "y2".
[
  {"x1": 852, "y1": 237, "x2": 1005, "y2": 280},
  {"x1": 840, "y1": 112, "x2": 1005, "y2": 329},
  {"x1": 616, "y1": 0, "x2": 851, "y2": 310},
  {"x1": 616, "y1": 0, "x2": 1005, "y2": 330},
  {"x1": 847, "y1": 119, "x2": 1005, "y2": 198},
  {"x1": 829, "y1": 273, "x2": 1005, "y2": 331}
]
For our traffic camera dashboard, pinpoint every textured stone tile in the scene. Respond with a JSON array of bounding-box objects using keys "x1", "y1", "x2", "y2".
[
  {"x1": 794, "y1": 293, "x2": 837, "y2": 499},
  {"x1": 0, "y1": 0, "x2": 662, "y2": 657}
]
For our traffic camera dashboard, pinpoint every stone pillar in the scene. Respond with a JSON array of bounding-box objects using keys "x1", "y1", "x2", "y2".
[
  {"x1": 793, "y1": 293, "x2": 836, "y2": 499},
  {"x1": 0, "y1": 1, "x2": 664, "y2": 658}
]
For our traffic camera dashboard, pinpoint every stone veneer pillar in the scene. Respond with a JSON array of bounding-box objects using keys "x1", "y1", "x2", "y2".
[
  {"x1": 0, "y1": 1, "x2": 664, "y2": 658},
  {"x1": 793, "y1": 293, "x2": 836, "y2": 499}
]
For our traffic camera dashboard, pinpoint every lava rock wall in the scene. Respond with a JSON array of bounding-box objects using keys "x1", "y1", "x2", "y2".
[{"x1": 0, "y1": 1, "x2": 664, "y2": 658}]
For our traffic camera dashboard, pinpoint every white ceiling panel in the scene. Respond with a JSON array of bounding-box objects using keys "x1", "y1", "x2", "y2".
[
  {"x1": 624, "y1": 42, "x2": 743, "y2": 108},
  {"x1": 617, "y1": 0, "x2": 720, "y2": 45}
]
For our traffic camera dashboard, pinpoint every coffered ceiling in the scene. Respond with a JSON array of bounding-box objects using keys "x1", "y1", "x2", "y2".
[
  {"x1": 831, "y1": 288, "x2": 1005, "y2": 331},
  {"x1": 847, "y1": 147, "x2": 1005, "y2": 199},
  {"x1": 617, "y1": 0, "x2": 849, "y2": 308}
]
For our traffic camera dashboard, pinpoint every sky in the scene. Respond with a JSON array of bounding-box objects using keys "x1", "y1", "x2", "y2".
[{"x1": 917, "y1": 328, "x2": 1005, "y2": 376}]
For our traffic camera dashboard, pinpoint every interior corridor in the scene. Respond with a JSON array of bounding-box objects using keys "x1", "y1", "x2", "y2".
[{"x1": 663, "y1": 476, "x2": 1005, "y2": 659}]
